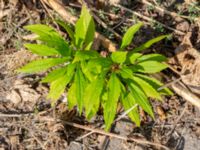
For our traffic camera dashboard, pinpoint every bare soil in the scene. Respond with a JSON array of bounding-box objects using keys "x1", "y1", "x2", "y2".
[{"x1": 0, "y1": 0, "x2": 200, "y2": 150}]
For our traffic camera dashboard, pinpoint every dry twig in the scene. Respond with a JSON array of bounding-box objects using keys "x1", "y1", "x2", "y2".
[
  {"x1": 171, "y1": 82, "x2": 200, "y2": 108},
  {"x1": 36, "y1": 115, "x2": 169, "y2": 149},
  {"x1": 139, "y1": 0, "x2": 198, "y2": 21},
  {"x1": 40, "y1": 0, "x2": 59, "y2": 29},
  {"x1": 0, "y1": 9, "x2": 11, "y2": 20},
  {"x1": 113, "y1": 4, "x2": 185, "y2": 35},
  {"x1": 115, "y1": 104, "x2": 138, "y2": 122},
  {"x1": 21, "y1": 125, "x2": 45, "y2": 149},
  {"x1": 77, "y1": 104, "x2": 138, "y2": 141},
  {"x1": 164, "y1": 103, "x2": 188, "y2": 143},
  {"x1": 90, "y1": 11, "x2": 122, "y2": 39},
  {"x1": 0, "y1": 113, "x2": 33, "y2": 118},
  {"x1": 61, "y1": 120, "x2": 170, "y2": 150},
  {"x1": 0, "y1": 109, "x2": 170, "y2": 149}
]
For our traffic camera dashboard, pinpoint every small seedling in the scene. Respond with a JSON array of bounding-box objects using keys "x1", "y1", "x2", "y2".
[
  {"x1": 99, "y1": 10, "x2": 107, "y2": 20},
  {"x1": 18, "y1": 5, "x2": 172, "y2": 131},
  {"x1": 154, "y1": 23, "x2": 165, "y2": 33}
]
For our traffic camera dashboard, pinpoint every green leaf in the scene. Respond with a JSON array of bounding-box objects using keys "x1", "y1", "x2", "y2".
[
  {"x1": 75, "y1": 16, "x2": 84, "y2": 48},
  {"x1": 137, "y1": 54, "x2": 167, "y2": 62},
  {"x1": 128, "y1": 81, "x2": 154, "y2": 118},
  {"x1": 120, "y1": 84, "x2": 140, "y2": 126},
  {"x1": 133, "y1": 35, "x2": 169, "y2": 52},
  {"x1": 41, "y1": 67, "x2": 68, "y2": 83},
  {"x1": 133, "y1": 61, "x2": 168, "y2": 73},
  {"x1": 111, "y1": 51, "x2": 127, "y2": 64},
  {"x1": 24, "y1": 44, "x2": 60, "y2": 56},
  {"x1": 73, "y1": 50, "x2": 100, "y2": 63},
  {"x1": 120, "y1": 67, "x2": 162, "y2": 100},
  {"x1": 104, "y1": 73, "x2": 121, "y2": 131},
  {"x1": 119, "y1": 67, "x2": 133, "y2": 79},
  {"x1": 17, "y1": 57, "x2": 69, "y2": 73},
  {"x1": 56, "y1": 20, "x2": 75, "y2": 42},
  {"x1": 120, "y1": 22, "x2": 143, "y2": 49},
  {"x1": 47, "y1": 63, "x2": 76, "y2": 102},
  {"x1": 135, "y1": 74, "x2": 173, "y2": 95},
  {"x1": 121, "y1": 93, "x2": 140, "y2": 126},
  {"x1": 74, "y1": 66, "x2": 86, "y2": 114},
  {"x1": 67, "y1": 66, "x2": 87, "y2": 112},
  {"x1": 101, "y1": 90, "x2": 108, "y2": 105},
  {"x1": 68, "y1": 83, "x2": 77, "y2": 109},
  {"x1": 127, "y1": 52, "x2": 142, "y2": 64},
  {"x1": 87, "y1": 57, "x2": 112, "y2": 70},
  {"x1": 81, "y1": 58, "x2": 112, "y2": 81},
  {"x1": 24, "y1": 24, "x2": 71, "y2": 56},
  {"x1": 84, "y1": 76, "x2": 104, "y2": 119},
  {"x1": 83, "y1": 17, "x2": 95, "y2": 50},
  {"x1": 131, "y1": 76, "x2": 162, "y2": 100},
  {"x1": 80, "y1": 61, "x2": 93, "y2": 81},
  {"x1": 75, "y1": 5, "x2": 95, "y2": 50},
  {"x1": 24, "y1": 24, "x2": 60, "y2": 37}
]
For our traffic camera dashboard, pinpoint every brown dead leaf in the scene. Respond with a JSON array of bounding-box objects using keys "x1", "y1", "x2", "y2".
[
  {"x1": 169, "y1": 32, "x2": 200, "y2": 95},
  {"x1": 6, "y1": 79, "x2": 41, "y2": 105},
  {"x1": 176, "y1": 21, "x2": 190, "y2": 32},
  {"x1": 140, "y1": 108, "x2": 147, "y2": 122},
  {"x1": 184, "y1": 0, "x2": 198, "y2": 4},
  {"x1": 19, "y1": 88, "x2": 40, "y2": 102},
  {"x1": 5, "y1": 49, "x2": 38, "y2": 75},
  {"x1": 156, "y1": 106, "x2": 166, "y2": 120},
  {"x1": 9, "y1": 135, "x2": 20, "y2": 149},
  {"x1": 6, "y1": 90, "x2": 22, "y2": 105},
  {"x1": 56, "y1": 103, "x2": 76, "y2": 121}
]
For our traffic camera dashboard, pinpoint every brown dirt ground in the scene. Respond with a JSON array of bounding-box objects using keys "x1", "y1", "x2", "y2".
[{"x1": 0, "y1": 0, "x2": 200, "y2": 150}]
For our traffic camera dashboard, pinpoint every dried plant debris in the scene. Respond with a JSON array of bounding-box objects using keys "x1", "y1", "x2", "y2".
[
  {"x1": 6, "y1": 79, "x2": 41, "y2": 106},
  {"x1": 1, "y1": 0, "x2": 200, "y2": 150},
  {"x1": 0, "y1": 114, "x2": 69, "y2": 149},
  {"x1": 4, "y1": 49, "x2": 38, "y2": 75},
  {"x1": 169, "y1": 32, "x2": 200, "y2": 95}
]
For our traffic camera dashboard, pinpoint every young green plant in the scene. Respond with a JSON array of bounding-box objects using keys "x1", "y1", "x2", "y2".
[{"x1": 18, "y1": 5, "x2": 172, "y2": 131}]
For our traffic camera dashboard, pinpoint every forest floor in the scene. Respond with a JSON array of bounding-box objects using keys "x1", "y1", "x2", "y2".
[{"x1": 0, "y1": 0, "x2": 200, "y2": 150}]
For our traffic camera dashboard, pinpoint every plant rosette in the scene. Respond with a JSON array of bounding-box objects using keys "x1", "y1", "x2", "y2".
[{"x1": 18, "y1": 5, "x2": 172, "y2": 131}]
